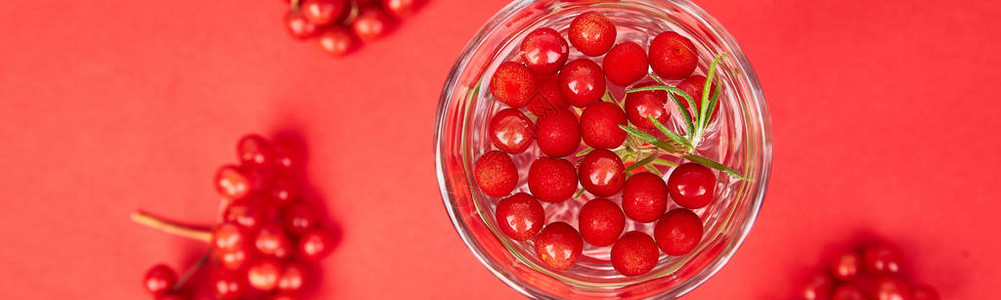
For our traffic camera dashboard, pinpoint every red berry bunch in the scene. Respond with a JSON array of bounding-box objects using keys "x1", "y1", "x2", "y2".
[
  {"x1": 473, "y1": 11, "x2": 742, "y2": 277},
  {"x1": 283, "y1": 0, "x2": 420, "y2": 57},
  {"x1": 800, "y1": 242, "x2": 939, "y2": 300},
  {"x1": 134, "y1": 134, "x2": 336, "y2": 299}
]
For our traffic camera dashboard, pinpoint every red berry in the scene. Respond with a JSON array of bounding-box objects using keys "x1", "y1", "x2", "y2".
[
  {"x1": 527, "y1": 157, "x2": 578, "y2": 202},
  {"x1": 833, "y1": 284, "x2": 867, "y2": 300},
  {"x1": 237, "y1": 134, "x2": 273, "y2": 167},
  {"x1": 217, "y1": 246, "x2": 251, "y2": 271},
  {"x1": 667, "y1": 163, "x2": 716, "y2": 209},
  {"x1": 911, "y1": 284, "x2": 939, "y2": 300},
  {"x1": 283, "y1": 203, "x2": 317, "y2": 235},
  {"x1": 299, "y1": 230, "x2": 334, "y2": 260},
  {"x1": 653, "y1": 208, "x2": 703, "y2": 255},
  {"x1": 224, "y1": 201, "x2": 265, "y2": 230},
  {"x1": 520, "y1": 28, "x2": 569, "y2": 74},
  {"x1": 603, "y1": 42, "x2": 649, "y2": 86},
  {"x1": 830, "y1": 250, "x2": 862, "y2": 282},
  {"x1": 534, "y1": 108, "x2": 581, "y2": 157},
  {"x1": 271, "y1": 142, "x2": 300, "y2": 174},
  {"x1": 270, "y1": 177, "x2": 298, "y2": 207},
  {"x1": 215, "y1": 165, "x2": 252, "y2": 200},
  {"x1": 578, "y1": 198, "x2": 625, "y2": 247},
  {"x1": 580, "y1": 101, "x2": 627, "y2": 149},
  {"x1": 567, "y1": 12, "x2": 616, "y2": 56},
  {"x1": 212, "y1": 270, "x2": 246, "y2": 300},
  {"x1": 872, "y1": 276, "x2": 912, "y2": 300},
  {"x1": 472, "y1": 150, "x2": 519, "y2": 197},
  {"x1": 802, "y1": 273, "x2": 835, "y2": 300},
  {"x1": 156, "y1": 295, "x2": 186, "y2": 300},
  {"x1": 494, "y1": 193, "x2": 545, "y2": 241},
  {"x1": 577, "y1": 149, "x2": 625, "y2": 196},
  {"x1": 623, "y1": 82, "x2": 669, "y2": 129},
  {"x1": 284, "y1": 11, "x2": 319, "y2": 40},
  {"x1": 558, "y1": 59, "x2": 606, "y2": 107},
  {"x1": 610, "y1": 231, "x2": 659, "y2": 276},
  {"x1": 526, "y1": 75, "x2": 570, "y2": 117},
  {"x1": 301, "y1": 0, "x2": 346, "y2": 25},
  {"x1": 533, "y1": 222, "x2": 583, "y2": 270},
  {"x1": 621, "y1": 172, "x2": 668, "y2": 223},
  {"x1": 247, "y1": 259, "x2": 282, "y2": 291},
  {"x1": 277, "y1": 262, "x2": 307, "y2": 293},
  {"x1": 143, "y1": 264, "x2": 177, "y2": 296},
  {"x1": 381, "y1": 0, "x2": 416, "y2": 18},
  {"x1": 212, "y1": 222, "x2": 248, "y2": 252},
  {"x1": 649, "y1": 31, "x2": 697, "y2": 80},
  {"x1": 863, "y1": 244, "x2": 903, "y2": 275},
  {"x1": 351, "y1": 7, "x2": 392, "y2": 42},
  {"x1": 317, "y1": 27, "x2": 356, "y2": 57},
  {"x1": 675, "y1": 75, "x2": 719, "y2": 120},
  {"x1": 490, "y1": 62, "x2": 537, "y2": 108},
  {"x1": 489, "y1": 108, "x2": 535, "y2": 154},
  {"x1": 273, "y1": 295, "x2": 297, "y2": 300},
  {"x1": 255, "y1": 224, "x2": 293, "y2": 259}
]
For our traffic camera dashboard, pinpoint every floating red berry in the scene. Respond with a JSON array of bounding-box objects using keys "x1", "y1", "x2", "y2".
[
  {"x1": 649, "y1": 31, "x2": 697, "y2": 80},
  {"x1": 831, "y1": 250, "x2": 862, "y2": 281},
  {"x1": 521, "y1": 28, "x2": 569, "y2": 74},
  {"x1": 489, "y1": 108, "x2": 535, "y2": 154},
  {"x1": 301, "y1": 0, "x2": 346, "y2": 26},
  {"x1": 621, "y1": 172, "x2": 668, "y2": 223},
  {"x1": 490, "y1": 62, "x2": 537, "y2": 108},
  {"x1": 568, "y1": 12, "x2": 616, "y2": 56},
  {"x1": 603, "y1": 42, "x2": 649, "y2": 86},
  {"x1": 577, "y1": 149, "x2": 625, "y2": 197},
  {"x1": 143, "y1": 264, "x2": 177, "y2": 296},
  {"x1": 863, "y1": 244, "x2": 902, "y2": 275},
  {"x1": 284, "y1": 11, "x2": 319, "y2": 40},
  {"x1": 653, "y1": 208, "x2": 702, "y2": 256},
  {"x1": 317, "y1": 27, "x2": 356, "y2": 57},
  {"x1": 473, "y1": 150, "x2": 519, "y2": 197},
  {"x1": 623, "y1": 82, "x2": 669, "y2": 130},
  {"x1": 215, "y1": 165, "x2": 252, "y2": 200},
  {"x1": 667, "y1": 162, "x2": 716, "y2": 209},
  {"x1": 675, "y1": 75, "x2": 719, "y2": 120},
  {"x1": 610, "y1": 231, "x2": 659, "y2": 276},
  {"x1": 212, "y1": 270, "x2": 246, "y2": 300},
  {"x1": 494, "y1": 193, "x2": 546, "y2": 241},
  {"x1": 352, "y1": 7, "x2": 393, "y2": 42},
  {"x1": 558, "y1": 59, "x2": 606, "y2": 107},
  {"x1": 526, "y1": 75, "x2": 569, "y2": 117},
  {"x1": 534, "y1": 108, "x2": 581, "y2": 157},
  {"x1": 533, "y1": 222, "x2": 583, "y2": 270},
  {"x1": 578, "y1": 198, "x2": 625, "y2": 247},
  {"x1": 580, "y1": 101, "x2": 627, "y2": 149},
  {"x1": 527, "y1": 157, "x2": 578, "y2": 202},
  {"x1": 247, "y1": 259, "x2": 282, "y2": 291}
]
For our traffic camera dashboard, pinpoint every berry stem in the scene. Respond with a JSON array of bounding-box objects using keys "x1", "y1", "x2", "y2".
[
  {"x1": 172, "y1": 252, "x2": 210, "y2": 291},
  {"x1": 130, "y1": 211, "x2": 212, "y2": 242}
]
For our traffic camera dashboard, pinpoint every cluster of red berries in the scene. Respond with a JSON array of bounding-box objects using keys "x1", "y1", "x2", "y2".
[
  {"x1": 801, "y1": 242, "x2": 939, "y2": 300},
  {"x1": 138, "y1": 134, "x2": 335, "y2": 299},
  {"x1": 474, "y1": 11, "x2": 721, "y2": 276},
  {"x1": 283, "y1": 0, "x2": 419, "y2": 57}
]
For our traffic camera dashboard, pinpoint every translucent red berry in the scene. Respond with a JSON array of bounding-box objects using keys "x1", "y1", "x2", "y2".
[
  {"x1": 621, "y1": 172, "x2": 668, "y2": 223},
  {"x1": 284, "y1": 203, "x2": 317, "y2": 235},
  {"x1": 301, "y1": 0, "x2": 346, "y2": 26},
  {"x1": 667, "y1": 163, "x2": 716, "y2": 209},
  {"x1": 533, "y1": 222, "x2": 583, "y2": 270},
  {"x1": 317, "y1": 27, "x2": 356, "y2": 57},
  {"x1": 833, "y1": 284, "x2": 867, "y2": 300},
  {"x1": 603, "y1": 42, "x2": 649, "y2": 86},
  {"x1": 873, "y1": 276, "x2": 912, "y2": 300},
  {"x1": 217, "y1": 245, "x2": 251, "y2": 271},
  {"x1": 472, "y1": 150, "x2": 519, "y2": 197},
  {"x1": 278, "y1": 262, "x2": 307, "y2": 293},
  {"x1": 224, "y1": 201, "x2": 265, "y2": 231},
  {"x1": 558, "y1": 59, "x2": 606, "y2": 107},
  {"x1": 863, "y1": 244, "x2": 903, "y2": 275},
  {"x1": 568, "y1": 12, "x2": 616, "y2": 56},
  {"x1": 212, "y1": 222, "x2": 248, "y2": 252},
  {"x1": 285, "y1": 11, "x2": 319, "y2": 40},
  {"x1": 534, "y1": 108, "x2": 581, "y2": 157},
  {"x1": 494, "y1": 193, "x2": 545, "y2": 241},
  {"x1": 270, "y1": 177, "x2": 299, "y2": 207},
  {"x1": 675, "y1": 75, "x2": 719, "y2": 120},
  {"x1": 215, "y1": 165, "x2": 252, "y2": 200},
  {"x1": 489, "y1": 108, "x2": 535, "y2": 154},
  {"x1": 255, "y1": 224, "x2": 293, "y2": 259},
  {"x1": 381, "y1": 0, "x2": 416, "y2": 18},
  {"x1": 527, "y1": 157, "x2": 578, "y2": 203},
  {"x1": 143, "y1": 264, "x2": 177, "y2": 296},
  {"x1": 830, "y1": 250, "x2": 862, "y2": 281},
  {"x1": 212, "y1": 270, "x2": 246, "y2": 300},
  {"x1": 649, "y1": 31, "x2": 697, "y2": 80},
  {"x1": 526, "y1": 75, "x2": 570, "y2": 117},
  {"x1": 237, "y1": 134, "x2": 273, "y2": 167},
  {"x1": 610, "y1": 231, "x2": 659, "y2": 276},
  {"x1": 490, "y1": 62, "x2": 537, "y2": 108},
  {"x1": 577, "y1": 149, "x2": 625, "y2": 197},
  {"x1": 580, "y1": 101, "x2": 627, "y2": 149},
  {"x1": 653, "y1": 208, "x2": 703, "y2": 255},
  {"x1": 623, "y1": 82, "x2": 669, "y2": 130},
  {"x1": 802, "y1": 273, "x2": 835, "y2": 300},
  {"x1": 351, "y1": 7, "x2": 392, "y2": 42},
  {"x1": 520, "y1": 28, "x2": 569, "y2": 74},
  {"x1": 578, "y1": 198, "x2": 625, "y2": 247},
  {"x1": 298, "y1": 229, "x2": 334, "y2": 261},
  {"x1": 247, "y1": 259, "x2": 282, "y2": 291}
]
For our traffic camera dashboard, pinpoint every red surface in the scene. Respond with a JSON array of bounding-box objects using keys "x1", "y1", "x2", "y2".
[{"x1": 0, "y1": 0, "x2": 999, "y2": 299}]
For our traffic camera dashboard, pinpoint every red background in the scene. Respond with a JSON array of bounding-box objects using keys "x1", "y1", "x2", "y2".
[{"x1": 1, "y1": 0, "x2": 999, "y2": 298}]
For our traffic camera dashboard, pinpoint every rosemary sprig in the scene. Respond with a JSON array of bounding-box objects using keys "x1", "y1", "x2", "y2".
[
  {"x1": 626, "y1": 85, "x2": 697, "y2": 135},
  {"x1": 624, "y1": 149, "x2": 660, "y2": 172},
  {"x1": 650, "y1": 116, "x2": 692, "y2": 151}
]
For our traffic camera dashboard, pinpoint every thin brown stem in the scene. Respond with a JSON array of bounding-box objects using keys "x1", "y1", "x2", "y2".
[
  {"x1": 130, "y1": 211, "x2": 211, "y2": 242},
  {"x1": 172, "y1": 252, "x2": 211, "y2": 291}
]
